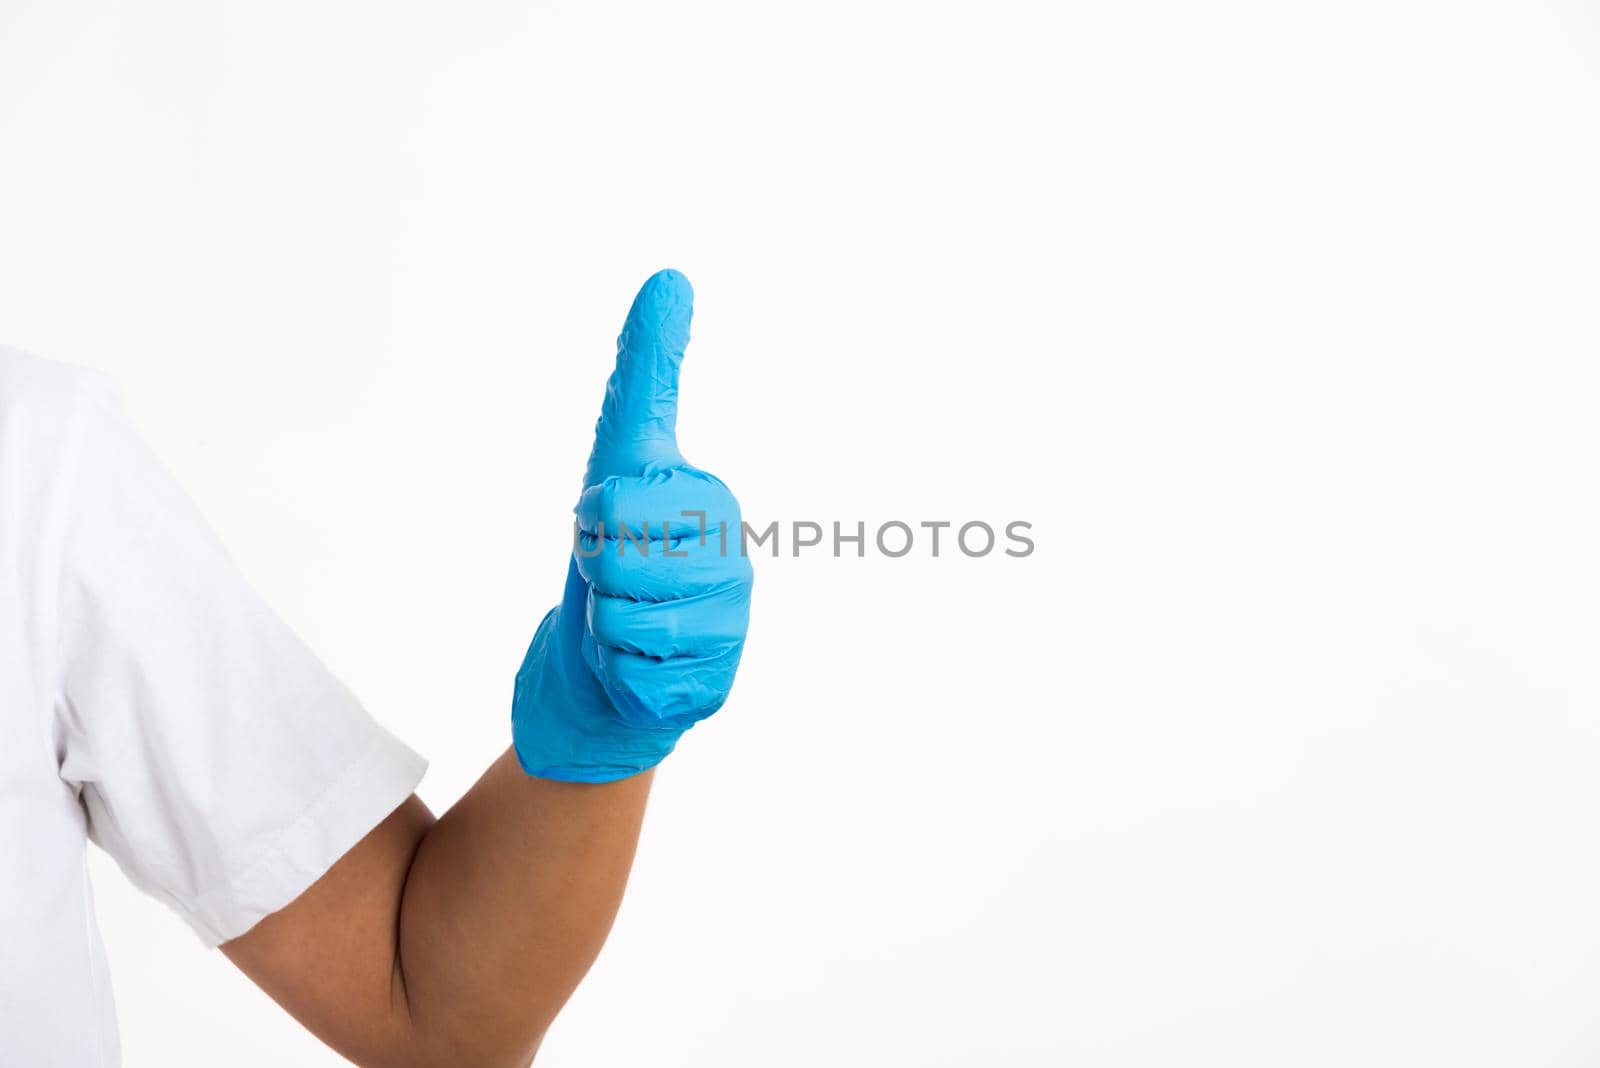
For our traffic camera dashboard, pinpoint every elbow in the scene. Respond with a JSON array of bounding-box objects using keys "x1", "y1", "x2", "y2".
[{"x1": 362, "y1": 1020, "x2": 548, "y2": 1068}]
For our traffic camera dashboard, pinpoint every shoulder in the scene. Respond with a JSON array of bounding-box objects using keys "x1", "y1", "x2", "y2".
[
  {"x1": 0, "y1": 345, "x2": 128, "y2": 533},
  {"x1": 0, "y1": 345, "x2": 126, "y2": 482},
  {"x1": 0, "y1": 345, "x2": 117, "y2": 424}
]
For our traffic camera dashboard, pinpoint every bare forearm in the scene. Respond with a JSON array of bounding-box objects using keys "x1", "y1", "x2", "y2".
[
  {"x1": 223, "y1": 751, "x2": 652, "y2": 1068},
  {"x1": 395, "y1": 750, "x2": 652, "y2": 1065}
]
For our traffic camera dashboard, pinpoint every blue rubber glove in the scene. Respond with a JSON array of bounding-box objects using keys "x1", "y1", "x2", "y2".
[{"x1": 512, "y1": 270, "x2": 753, "y2": 782}]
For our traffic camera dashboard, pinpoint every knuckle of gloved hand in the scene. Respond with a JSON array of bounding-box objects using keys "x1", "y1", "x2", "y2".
[
  {"x1": 593, "y1": 476, "x2": 624, "y2": 530},
  {"x1": 582, "y1": 475, "x2": 636, "y2": 539},
  {"x1": 581, "y1": 545, "x2": 629, "y2": 597},
  {"x1": 592, "y1": 595, "x2": 663, "y2": 654},
  {"x1": 611, "y1": 662, "x2": 723, "y2": 725},
  {"x1": 585, "y1": 590, "x2": 619, "y2": 647}
]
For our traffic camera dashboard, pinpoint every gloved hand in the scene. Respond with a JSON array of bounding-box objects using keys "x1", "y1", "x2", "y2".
[{"x1": 512, "y1": 270, "x2": 753, "y2": 782}]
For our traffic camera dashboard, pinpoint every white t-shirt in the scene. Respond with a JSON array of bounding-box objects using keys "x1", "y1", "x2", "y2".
[{"x1": 0, "y1": 346, "x2": 428, "y2": 1066}]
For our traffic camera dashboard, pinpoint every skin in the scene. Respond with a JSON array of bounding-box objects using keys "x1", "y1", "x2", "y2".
[{"x1": 222, "y1": 753, "x2": 653, "y2": 1068}]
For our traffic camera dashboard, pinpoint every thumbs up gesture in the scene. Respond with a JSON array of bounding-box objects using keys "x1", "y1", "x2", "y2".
[{"x1": 512, "y1": 271, "x2": 754, "y2": 782}]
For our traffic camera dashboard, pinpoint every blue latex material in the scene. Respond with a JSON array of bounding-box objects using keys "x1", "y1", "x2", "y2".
[{"x1": 512, "y1": 270, "x2": 753, "y2": 782}]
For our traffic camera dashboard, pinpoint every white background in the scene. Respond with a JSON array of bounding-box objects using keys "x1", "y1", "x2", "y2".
[{"x1": 4, "y1": 1, "x2": 1600, "y2": 1064}]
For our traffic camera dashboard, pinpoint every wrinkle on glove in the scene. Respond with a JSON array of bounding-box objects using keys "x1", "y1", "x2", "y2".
[{"x1": 512, "y1": 270, "x2": 753, "y2": 782}]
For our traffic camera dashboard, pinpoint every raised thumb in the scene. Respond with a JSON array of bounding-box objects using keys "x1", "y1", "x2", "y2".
[{"x1": 583, "y1": 269, "x2": 693, "y2": 488}]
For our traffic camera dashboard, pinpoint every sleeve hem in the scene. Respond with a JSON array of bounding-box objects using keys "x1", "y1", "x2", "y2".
[{"x1": 173, "y1": 726, "x2": 428, "y2": 947}]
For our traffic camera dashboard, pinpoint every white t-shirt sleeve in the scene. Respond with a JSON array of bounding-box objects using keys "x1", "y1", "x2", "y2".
[{"x1": 51, "y1": 370, "x2": 427, "y2": 947}]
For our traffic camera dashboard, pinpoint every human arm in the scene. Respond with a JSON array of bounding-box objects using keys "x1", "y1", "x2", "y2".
[
  {"x1": 223, "y1": 756, "x2": 651, "y2": 1067},
  {"x1": 221, "y1": 269, "x2": 749, "y2": 1066}
]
